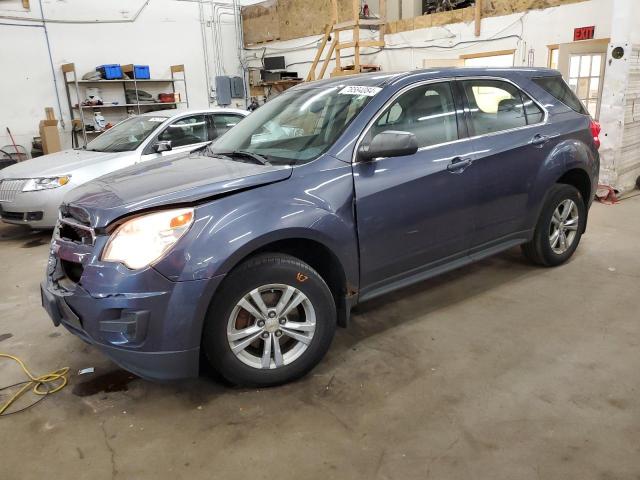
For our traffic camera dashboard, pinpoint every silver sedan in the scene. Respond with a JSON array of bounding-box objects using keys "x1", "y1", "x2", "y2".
[{"x1": 0, "y1": 107, "x2": 248, "y2": 229}]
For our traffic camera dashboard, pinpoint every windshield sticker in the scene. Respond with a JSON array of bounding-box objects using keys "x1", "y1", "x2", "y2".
[
  {"x1": 148, "y1": 117, "x2": 166, "y2": 122},
  {"x1": 339, "y1": 86, "x2": 382, "y2": 97}
]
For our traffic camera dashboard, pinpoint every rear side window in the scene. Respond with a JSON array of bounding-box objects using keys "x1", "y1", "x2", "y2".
[
  {"x1": 533, "y1": 76, "x2": 588, "y2": 115},
  {"x1": 461, "y1": 79, "x2": 543, "y2": 135}
]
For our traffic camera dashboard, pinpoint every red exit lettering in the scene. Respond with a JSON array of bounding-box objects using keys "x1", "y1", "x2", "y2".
[{"x1": 574, "y1": 26, "x2": 595, "y2": 41}]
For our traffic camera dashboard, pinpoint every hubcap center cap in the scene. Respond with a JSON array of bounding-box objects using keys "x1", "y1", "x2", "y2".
[{"x1": 264, "y1": 317, "x2": 279, "y2": 332}]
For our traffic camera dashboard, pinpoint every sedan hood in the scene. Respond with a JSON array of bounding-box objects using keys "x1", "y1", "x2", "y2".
[
  {"x1": 0, "y1": 149, "x2": 122, "y2": 178},
  {"x1": 64, "y1": 151, "x2": 292, "y2": 228}
]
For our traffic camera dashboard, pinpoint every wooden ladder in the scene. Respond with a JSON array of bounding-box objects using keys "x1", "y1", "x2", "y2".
[{"x1": 306, "y1": 0, "x2": 386, "y2": 81}]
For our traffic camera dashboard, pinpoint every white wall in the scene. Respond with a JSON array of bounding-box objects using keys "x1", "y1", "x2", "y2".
[
  {"x1": 0, "y1": 0, "x2": 244, "y2": 151},
  {"x1": 243, "y1": 0, "x2": 612, "y2": 77}
]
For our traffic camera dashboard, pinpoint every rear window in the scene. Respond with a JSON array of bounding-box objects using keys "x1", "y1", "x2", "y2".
[{"x1": 533, "y1": 76, "x2": 588, "y2": 115}]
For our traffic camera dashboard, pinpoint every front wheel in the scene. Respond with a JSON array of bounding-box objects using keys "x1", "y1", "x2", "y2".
[
  {"x1": 522, "y1": 184, "x2": 586, "y2": 267},
  {"x1": 202, "y1": 254, "x2": 336, "y2": 387}
]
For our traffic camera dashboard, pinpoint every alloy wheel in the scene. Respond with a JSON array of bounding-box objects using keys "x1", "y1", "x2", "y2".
[
  {"x1": 549, "y1": 199, "x2": 579, "y2": 254},
  {"x1": 226, "y1": 284, "x2": 316, "y2": 369}
]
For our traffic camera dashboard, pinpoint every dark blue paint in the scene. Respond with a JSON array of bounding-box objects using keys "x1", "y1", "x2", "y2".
[{"x1": 42, "y1": 68, "x2": 599, "y2": 380}]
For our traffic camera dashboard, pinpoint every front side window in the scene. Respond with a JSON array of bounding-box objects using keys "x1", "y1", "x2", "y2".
[
  {"x1": 461, "y1": 79, "x2": 543, "y2": 135},
  {"x1": 159, "y1": 115, "x2": 207, "y2": 148},
  {"x1": 368, "y1": 82, "x2": 459, "y2": 149},
  {"x1": 209, "y1": 86, "x2": 373, "y2": 165},
  {"x1": 208, "y1": 114, "x2": 244, "y2": 140},
  {"x1": 86, "y1": 115, "x2": 167, "y2": 153}
]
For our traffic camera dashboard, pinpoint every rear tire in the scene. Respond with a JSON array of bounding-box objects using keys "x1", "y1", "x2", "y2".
[
  {"x1": 202, "y1": 253, "x2": 336, "y2": 387},
  {"x1": 522, "y1": 184, "x2": 586, "y2": 267}
]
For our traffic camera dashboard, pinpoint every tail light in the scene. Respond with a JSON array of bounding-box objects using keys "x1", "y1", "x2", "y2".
[{"x1": 590, "y1": 119, "x2": 601, "y2": 150}]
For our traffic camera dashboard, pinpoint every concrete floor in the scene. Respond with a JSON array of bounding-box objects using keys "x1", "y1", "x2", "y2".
[{"x1": 1, "y1": 197, "x2": 639, "y2": 480}]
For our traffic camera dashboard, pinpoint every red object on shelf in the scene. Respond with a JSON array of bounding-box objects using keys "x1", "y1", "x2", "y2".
[{"x1": 158, "y1": 93, "x2": 176, "y2": 103}]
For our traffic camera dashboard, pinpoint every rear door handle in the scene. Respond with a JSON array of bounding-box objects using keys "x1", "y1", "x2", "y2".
[
  {"x1": 529, "y1": 134, "x2": 550, "y2": 147},
  {"x1": 447, "y1": 157, "x2": 472, "y2": 173}
]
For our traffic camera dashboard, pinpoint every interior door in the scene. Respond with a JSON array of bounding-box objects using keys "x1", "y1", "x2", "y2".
[
  {"x1": 353, "y1": 81, "x2": 476, "y2": 296},
  {"x1": 456, "y1": 78, "x2": 554, "y2": 251}
]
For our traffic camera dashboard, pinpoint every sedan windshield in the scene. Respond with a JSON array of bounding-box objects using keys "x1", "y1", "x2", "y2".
[
  {"x1": 209, "y1": 86, "x2": 373, "y2": 164},
  {"x1": 86, "y1": 115, "x2": 168, "y2": 153}
]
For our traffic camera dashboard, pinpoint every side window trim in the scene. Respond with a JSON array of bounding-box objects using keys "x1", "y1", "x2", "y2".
[
  {"x1": 455, "y1": 77, "x2": 548, "y2": 139},
  {"x1": 355, "y1": 78, "x2": 461, "y2": 159},
  {"x1": 450, "y1": 80, "x2": 471, "y2": 140}
]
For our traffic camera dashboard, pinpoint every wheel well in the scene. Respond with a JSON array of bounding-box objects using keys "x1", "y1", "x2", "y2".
[
  {"x1": 234, "y1": 238, "x2": 350, "y2": 325},
  {"x1": 557, "y1": 169, "x2": 592, "y2": 205}
]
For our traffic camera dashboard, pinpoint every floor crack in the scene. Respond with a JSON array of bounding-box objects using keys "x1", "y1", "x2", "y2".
[{"x1": 100, "y1": 420, "x2": 118, "y2": 479}]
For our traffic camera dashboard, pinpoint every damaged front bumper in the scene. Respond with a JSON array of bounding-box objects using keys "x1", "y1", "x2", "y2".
[{"x1": 41, "y1": 223, "x2": 224, "y2": 381}]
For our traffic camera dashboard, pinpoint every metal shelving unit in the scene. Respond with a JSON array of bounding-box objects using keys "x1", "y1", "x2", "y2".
[{"x1": 61, "y1": 63, "x2": 190, "y2": 148}]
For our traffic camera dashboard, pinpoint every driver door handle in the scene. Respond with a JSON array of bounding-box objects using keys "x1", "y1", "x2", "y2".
[
  {"x1": 529, "y1": 134, "x2": 550, "y2": 147},
  {"x1": 447, "y1": 157, "x2": 472, "y2": 173}
]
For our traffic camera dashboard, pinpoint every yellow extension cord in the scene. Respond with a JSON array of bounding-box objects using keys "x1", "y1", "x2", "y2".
[{"x1": 0, "y1": 353, "x2": 69, "y2": 416}]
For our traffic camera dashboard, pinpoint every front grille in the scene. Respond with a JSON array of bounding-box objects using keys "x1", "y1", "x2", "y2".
[
  {"x1": 59, "y1": 220, "x2": 94, "y2": 245},
  {"x1": 1, "y1": 211, "x2": 25, "y2": 221},
  {"x1": 0, "y1": 179, "x2": 27, "y2": 202}
]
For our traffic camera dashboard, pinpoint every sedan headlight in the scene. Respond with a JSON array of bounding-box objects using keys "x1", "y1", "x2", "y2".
[
  {"x1": 102, "y1": 208, "x2": 194, "y2": 269},
  {"x1": 22, "y1": 176, "x2": 70, "y2": 192}
]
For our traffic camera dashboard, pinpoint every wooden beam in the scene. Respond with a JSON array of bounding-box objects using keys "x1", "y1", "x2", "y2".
[
  {"x1": 459, "y1": 49, "x2": 515, "y2": 59},
  {"x1": 319, "y1": 38, "x2": 337, "y2": 79},
  {"x1": 379, "y1": 0, "x2": 386, "y2": 39},
  {"x1": 474, "y1": 0, "x2": 482, "y2": 37},
  {"x1": 331, "y1": 0, "x2": 338, "y2": 24},
  {"x1": 336, "y1": 39, "x2": 385, "y2": 50},
  {"x1": 306, "y1": 24, "x2": 333, "y2": 81}
]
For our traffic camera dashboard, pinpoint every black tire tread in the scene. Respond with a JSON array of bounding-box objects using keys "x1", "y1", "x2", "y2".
[
  {"x1": 202, "y1": 252, "x2": 336, "y2": 387},
  {"x1": 521, "y1": 183, "x2": 585, "y2": 267}
]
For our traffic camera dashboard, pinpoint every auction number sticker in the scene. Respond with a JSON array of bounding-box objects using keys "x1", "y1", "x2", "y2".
[{"x1": 339, "y1": 85, "x2": 382, "y2": 96}]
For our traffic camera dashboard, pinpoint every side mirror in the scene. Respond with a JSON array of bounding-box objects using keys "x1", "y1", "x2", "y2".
[
  {"x1": 154, "y1": 140, "x2": 172, "y2": 153},
  {"x1": 358, "y1": 131, "x2": 418, "y2": 161}
]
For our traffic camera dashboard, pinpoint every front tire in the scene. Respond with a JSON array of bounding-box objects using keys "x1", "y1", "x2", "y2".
[
  {"x1": 522, "y1": 184, "x2": 586, "y2": 267},
  {"x1": 202, "y1": 253, "x2": 336, "y2": 387}
]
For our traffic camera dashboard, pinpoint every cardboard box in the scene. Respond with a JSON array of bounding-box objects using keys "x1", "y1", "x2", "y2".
[
  {"x1": 39, "y1": 121, "x2": 61, "y2": 154},
  {"x1": 39, "y1": 107, "x2": 62, "y2": 154}
]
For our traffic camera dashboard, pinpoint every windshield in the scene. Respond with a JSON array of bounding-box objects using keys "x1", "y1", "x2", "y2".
[
  {"x1": 208, "y1": 86, "x2": 374, "y2": 164},
  {"x1": 86, "y1": 115, "x2": 167, "y2": 153}
]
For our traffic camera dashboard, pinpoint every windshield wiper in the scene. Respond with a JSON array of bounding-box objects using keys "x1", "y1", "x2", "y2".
[{"x1": 216, "y1": 150, "x2": 271, "y2": 166}]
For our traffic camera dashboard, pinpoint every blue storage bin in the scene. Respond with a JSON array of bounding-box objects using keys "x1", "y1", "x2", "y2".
[
  {"x1": 131, "y1": 65, "x2": 150, "y2": 79},
  {"x1": 97, "y1": 64, "x2": 123, "y2": 80}
]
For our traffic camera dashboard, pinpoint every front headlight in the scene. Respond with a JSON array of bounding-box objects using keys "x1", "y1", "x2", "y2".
[
  {"x1": 22, "y1": 176, "x2": 70, "y2": 192},
  {"x1": 102, "y1": 208, "x2": 194, "y2": 269}
]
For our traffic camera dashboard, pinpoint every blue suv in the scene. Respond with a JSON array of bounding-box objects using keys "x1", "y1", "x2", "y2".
[{"x1": 41, "y1": 68, "x2": 600, "y2": 386}]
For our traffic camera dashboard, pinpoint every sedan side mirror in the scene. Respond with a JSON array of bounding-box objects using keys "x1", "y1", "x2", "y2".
[
  {"x1": 154, "y1": 140, "x2": 172, "y2": 153},
  {"x1": 358, "y1": 131, "x2": 418, "y2": 162}
]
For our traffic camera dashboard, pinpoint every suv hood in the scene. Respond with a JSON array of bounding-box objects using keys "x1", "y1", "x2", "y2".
[
  {"x1": 64, "y1": 151, "x2": 292, "y2": 228},
  {"x1": 0, "y1": 149, "x2": 122, "y2": 178}
]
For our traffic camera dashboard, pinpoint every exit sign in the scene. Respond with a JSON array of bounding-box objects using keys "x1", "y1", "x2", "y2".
[{"x1": 574, "y1": 26, "x2": 595, "y2": 41}]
